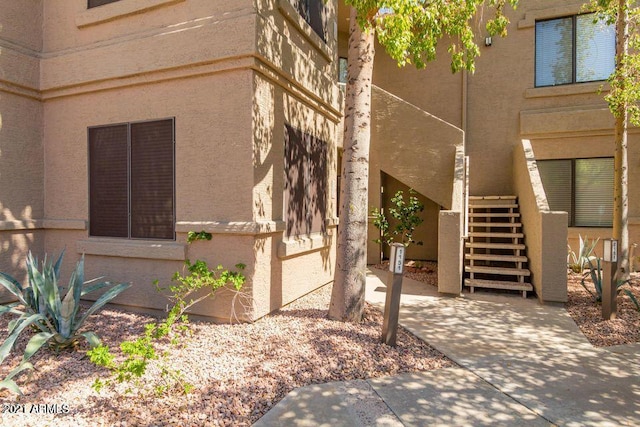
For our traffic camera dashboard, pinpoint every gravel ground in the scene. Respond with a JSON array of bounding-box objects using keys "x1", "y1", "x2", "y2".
[
  {"x1": 0, "y1": 284, "x2": 452, "y2": 427},
  {"x1": 566, "y1": 271, "x2": 640, "y2": 346},
  {"x1": 3, "y1": 263, "x2": 637, "y2": 426}
]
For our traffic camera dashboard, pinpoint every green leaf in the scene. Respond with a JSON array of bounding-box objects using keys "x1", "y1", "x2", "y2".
[
  {"x1": 53, "y1": 249, "x2": 65, "y2": 281},
  {"x1": 0, "y1": 305, "x2": 25, "y2": 316},
  {"x1": 0, "y1": 313, "x2": 46, "y2": 364},
  {"x1": 23, "y1": 332, "x2": 54, "y2": 362},
  {"x1": 0, "y1": 378, "x2": 23, "y2": 396},
  {"x1": 81, "y1": 280, "x2": 110, "y2": 297},
  {"x1": 0, "y1": 272, "x2": 29, "y2": 306},
  {"x1": 81, "y1": 331, "x2": 102, "y2": 348},
  {"x1": 75, "y1": 283, "x2": 131, "y2": 332}
]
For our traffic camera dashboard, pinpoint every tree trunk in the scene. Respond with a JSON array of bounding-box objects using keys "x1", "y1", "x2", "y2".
[
  {"x1": 328, "y1": 7, "x2": 375, "y2": 322},
  {"x1": 613, "y1": 0, "x2": 630, "y2": 280}
]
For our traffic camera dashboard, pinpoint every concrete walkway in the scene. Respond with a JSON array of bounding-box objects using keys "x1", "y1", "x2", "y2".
[{"x1": 255, "y1": 270, "x2": 640, "y2": 426}]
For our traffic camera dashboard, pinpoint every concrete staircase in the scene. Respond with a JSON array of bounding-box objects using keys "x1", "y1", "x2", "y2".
[{"x1": 464, "y1": 196, "x2": 533, "y2": 298}]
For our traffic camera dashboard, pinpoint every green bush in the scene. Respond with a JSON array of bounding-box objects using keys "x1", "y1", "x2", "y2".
[
  {"x1": 371, "y1": 189, "x2": 425, "y2": 248},
  {"x1": 0, "y1": 251, "x2": 130, "y2": 395},
  {"x1": 89, "y1": 259, "x2": 246, "y2": 396}
]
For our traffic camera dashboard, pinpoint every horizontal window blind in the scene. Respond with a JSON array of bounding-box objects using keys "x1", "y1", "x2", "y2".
[
  {"x1": 284, "y1": 124, "x2": 327, "y2": 237},
  {"x1": 89, "y1": 119, "x2": 175, "y2": 240},
  {"x1": 130, "y1": 120, "x2": 175, "y2": 240},
  {"x1": 575, "y1": 158, "x2": 613, "y2": 227},
  {"x1": 535, "y1": 14, "x2": 615, "y2": 87},
  {"x1": 89, "y1": 125, "x2": 129, "y2": 238},
  {"x1": 538, "y1": 160, "x2": 573, "y2": 223},
  {"x1": 284, "y1": 125, "x2": 307, "y2": 237},
  {"x1": 576, "y1": 15, "x2": 616, "y2": 83},
  {"x1": 538, "y1": 158, "x2": 613, "y2": 227},
  {"x1": 536, "y1": 17, "x2": 573, "y2": 87}
]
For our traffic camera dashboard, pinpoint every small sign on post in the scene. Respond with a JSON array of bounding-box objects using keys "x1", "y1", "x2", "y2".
[
  {"x1": 389, "y1": 243, "x2": 405, "y2": 274},
  {"x1": 382, "y1": 243, "x2": 405, "y2": 346},
  {"x1": 602, "y1": 239, "x2": 618, "y2": 320}
]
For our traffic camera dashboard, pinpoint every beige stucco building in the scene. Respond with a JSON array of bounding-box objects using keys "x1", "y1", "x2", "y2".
[
  {"x1": 334, "y1": 0, "x2": 639, "y2": 302},
  {"x1": 1, "y1": 0, "x2": 341, "y2": 322},
  {"x1": 1, "y1": 0, "x2": 638, "y2": 319}
]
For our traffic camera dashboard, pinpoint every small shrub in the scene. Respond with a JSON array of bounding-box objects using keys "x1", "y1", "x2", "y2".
[
  {"x1": 371, "y1": 189, "x2": 425, "y2": 248},
  {"x1": 89, "y1": 259, "x2": 246, "y2": 396},
  {"x1": 186, "y1": 230, "x2": 212, "y2": 244},
  {"x1": 0, "y1": 251, "x2": 130, "y2": 395}
]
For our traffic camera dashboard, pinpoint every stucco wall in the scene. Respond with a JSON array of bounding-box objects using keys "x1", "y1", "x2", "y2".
[
  {"x1": 0, "y1": 0, "x2": 45, "y2": 286},
  {"x1": 366, "y1": 86, "x2": 464, "y2": 264},
  {"x1": 2, "y1": 1, "x2": 340, "y2": 321},
  {"x1": 513, "y1": 140, "x2": 568, "y2": 303}
]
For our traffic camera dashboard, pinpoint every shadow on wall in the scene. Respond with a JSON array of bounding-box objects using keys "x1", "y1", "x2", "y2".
[
  {"x1": 0, "y1": 107, "x2": 41, "y2": 286},
  {"x1": 252, "y1": 0, "x2": 338, "y2": 298}
]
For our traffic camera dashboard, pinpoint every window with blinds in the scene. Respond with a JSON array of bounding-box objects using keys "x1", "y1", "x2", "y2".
[
  {"x1": 284, "y1": 124, "x2": 327, "y2": 237},
  {"x1": 88, "y1": 0, "x2": 120, "y2": 8},
  {"x1": 89, "y1": 119, "x2": 175, "y2": 240},
  {"x1": 535, "y1": 13, "x2": 615, "y2": 87},
  {"x1": 538, "y1": 158, "x2": 613, "y2": 227}
]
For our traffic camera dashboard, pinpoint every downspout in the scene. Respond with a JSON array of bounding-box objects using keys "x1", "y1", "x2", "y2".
[{"x1": 461, "y1": 70, "x2": 468, "y2": 135}]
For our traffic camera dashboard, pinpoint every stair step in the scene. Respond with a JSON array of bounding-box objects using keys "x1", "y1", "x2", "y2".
[
  {"x1": 469, "y1": 232, "x2": 524, "y2": 239},
  {"x1": 468, "y1": 196, "x2": 517, "y2": 201},
  {"x1": 464, "y1": 279, "x2": 533, "y2": 292},
  {"x1": 469, "y1": 204, "x2": 518, "y2": 210},
  {"x1": 466, "y1": 266, "x2": 531, "y2": 276},
  {"x1": 466, "y1": 242, "x2": 526, "y2": 250},
  {"x1": 468, "y1": 222, "x2": 522, "y2": 228},
  {"x1": 469, "y1": 213, "x2": 520, "y2": 218},
  {"x1": 465, "y1": 254, "x2": 528, "y2": 263}
]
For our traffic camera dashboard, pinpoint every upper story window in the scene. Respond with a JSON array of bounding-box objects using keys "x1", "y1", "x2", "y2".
[
  {"x1": 538, "y1": 157, "x2": 613, "y2": 227},
  {"x1": 88, "y1": 0, "x2": 120, "y2": 8},
  {"x1": 89, "y1": 119, "x2": 175, "y2": 240},
  {"x1": 294, "y1": 0, "x2": 327, "y2": 42},
  {"x1": 535, "y1": 13, "x2": 615, "y2": 87}
]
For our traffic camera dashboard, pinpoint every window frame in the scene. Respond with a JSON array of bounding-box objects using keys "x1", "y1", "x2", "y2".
[
  {"x1": 534, "y1": 13, "x2": 615, "y2": 88},
  {"x1": 538, "y1": 157, "x2": 614, "y2": 228},
  {"x1": 88, "y1": 117, "x2": 176, "y2": 241}
]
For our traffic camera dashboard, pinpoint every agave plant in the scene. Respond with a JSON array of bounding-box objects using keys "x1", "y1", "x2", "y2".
[
  {"x1": 568, "y1": 235, "x2": 599, "y2": 273},
  {"x1": 580, "y1": 257, "x2": 631, "y2": 303},
  {"x1": 0, "y1": 251, "x2": 130, "y2": 394}
]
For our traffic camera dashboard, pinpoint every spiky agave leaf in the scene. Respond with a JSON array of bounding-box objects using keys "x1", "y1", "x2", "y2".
[
  {"x1": 0, "y1": 313, "x2": 47, "y2": 364},
  {"x1": 59, "y1": 258, "x2": 84, "y2": 339},
  {"x1": 23, "y1": 332, "x2": 54, "y2": 362},
  {"x1": 74, "y1": 282, "x2": 131, "y2": 335},
  {"x1": 0, "y1": 362, "x2": 34, "y2": 396},
  {"x1": 81, "y1": 331, "x2": 101, "y2": 348},
  {"x1": 0, "y1": 271, "x2": 29, "y2": 307},
  {"x1": 81, "y1": 278, "x2": 110, "y2": 297}
]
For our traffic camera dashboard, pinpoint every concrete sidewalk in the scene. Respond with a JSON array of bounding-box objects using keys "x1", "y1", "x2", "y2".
[{"x1": 255, "y1": 270, "x2": 640, "y2": 426}]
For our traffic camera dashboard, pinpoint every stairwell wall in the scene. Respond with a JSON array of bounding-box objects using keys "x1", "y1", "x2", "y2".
[{"x1": 513, "y1": 140, "x2": 568, "y2": 303}]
